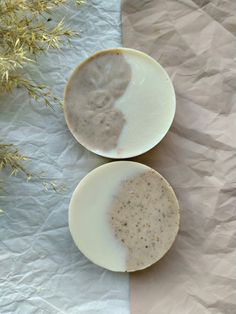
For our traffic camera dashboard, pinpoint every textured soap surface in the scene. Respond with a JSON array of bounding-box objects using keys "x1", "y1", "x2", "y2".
[
  {"x1": 69, "y1": 161, "x2": 180, "y2": 272},
  {"x1": 64, "y1": 48, "x2": 176, "y2": 158},
  {"x1": 64, "y1": 50, "x2": 130, "y2": 152}
]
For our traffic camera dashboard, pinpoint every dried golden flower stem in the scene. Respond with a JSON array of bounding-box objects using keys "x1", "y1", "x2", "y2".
[
  {"x1": 0, "y1": 144, "x2": 31, "y2": 178},
  {"x1": 0, "y1": 0, "x2": 81, "y2": 101},
  {"x1": 0, "y1": 144, "x2": 66, "y2": 194},
  {"x1": 0, "y1": 0, "x2": 82, "y2": 183}
]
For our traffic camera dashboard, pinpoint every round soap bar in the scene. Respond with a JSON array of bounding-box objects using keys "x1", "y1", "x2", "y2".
[
  {"x1": 69, "y1": 161, "x2": 180, "y2": 272},
  {"x1": 64, "y1": 48, "x2": 175, "y2": 159}
]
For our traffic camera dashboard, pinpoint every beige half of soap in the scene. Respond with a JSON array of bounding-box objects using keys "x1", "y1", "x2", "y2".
[
  {"x1": 69, "y1": 161, "x2": 180, "y2": 272},
  {"x1": 64, "y1": 48, "x2": 176, "y2": 159}
]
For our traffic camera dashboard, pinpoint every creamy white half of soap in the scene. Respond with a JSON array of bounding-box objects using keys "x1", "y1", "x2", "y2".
[
  {"x1": 92, "y1": 49, "x2": 176, "y2": 158},
  {"x1": 69, "y1": 161, "x2": 179, "y2": 272}
]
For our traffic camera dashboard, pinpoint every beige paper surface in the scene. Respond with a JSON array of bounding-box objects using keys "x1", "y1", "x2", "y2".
[{"x1": 122, "y1": 1, "x2": 236, "y2": 313}]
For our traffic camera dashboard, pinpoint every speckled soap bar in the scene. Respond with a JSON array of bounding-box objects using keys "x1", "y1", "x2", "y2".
[{"x1": 69, "y1": 161, "x2": 180, "y2": 272}]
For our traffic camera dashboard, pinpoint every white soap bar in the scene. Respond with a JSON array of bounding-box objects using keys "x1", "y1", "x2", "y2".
[
  {"x1": 64, "y1": 48, "x2": 175, "y2": 159},
  {"x1": 69, "y1": 161, "x2": 180, "y2": 272}
]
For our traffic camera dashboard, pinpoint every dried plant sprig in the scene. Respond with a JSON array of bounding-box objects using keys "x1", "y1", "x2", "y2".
[
  {"x1": 0, "y1": 0, "x2": 81, "y2": 103},
  {"x1": 0, "y1": 144, "x2": 66, "y2": 192},
  {"x1": 0, "y1": 75, "x2": 61, "y2": 107},
  {"x1": 1, "y1": 18, "x2": 79, "y2": 55},
  {"x1": 0, "y1": 0, "x2": 70, "y2": 15},
  {"x1": 0, "y1": 0, "x2": 83, "y2": 189},
  {"x1": 17, "y1": 79, "x2": 62, "y2": 107},
  {"x1": 0, "y1": 144, "x2": 31, "y2": 178},
  {"x1": 0, "y1": 42, "x2": 32, "y2": 81}
]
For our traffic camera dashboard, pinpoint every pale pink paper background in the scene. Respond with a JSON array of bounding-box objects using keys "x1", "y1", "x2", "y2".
[{"x1": 122, "y1": 1, "x2": 236, "y2": 313}]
